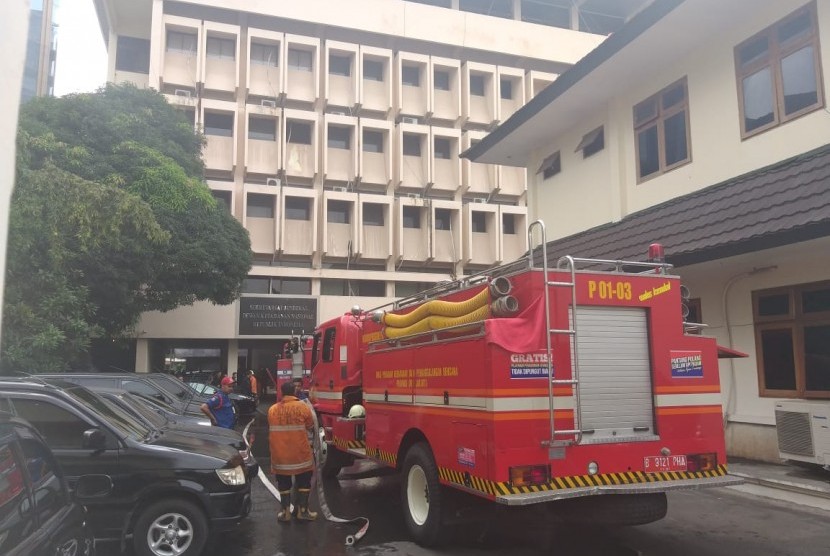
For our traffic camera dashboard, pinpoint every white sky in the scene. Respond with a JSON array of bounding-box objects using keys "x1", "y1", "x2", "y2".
[{"x1": 53, "y1": 0, "x2": 108, "y2": 96}]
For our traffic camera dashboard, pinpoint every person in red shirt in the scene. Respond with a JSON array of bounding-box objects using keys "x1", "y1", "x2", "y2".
[{"x1": 268, "y1": 381, "x2": 317, "y2": 522}]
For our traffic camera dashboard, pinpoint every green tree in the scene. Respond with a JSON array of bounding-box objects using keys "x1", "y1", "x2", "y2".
[{"x1": 2, "y1": 84, "x2": 251, "y2": 373}]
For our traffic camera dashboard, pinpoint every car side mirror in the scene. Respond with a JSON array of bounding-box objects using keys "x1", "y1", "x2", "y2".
[
  {"x1": 75, "y1": 474, "x2": 113, "y2": 498},
  {"x1": 82, "y1": 428, "x2": 106, "y2": 451}
]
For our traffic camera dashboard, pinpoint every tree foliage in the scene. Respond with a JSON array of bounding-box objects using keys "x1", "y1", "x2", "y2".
[{"x1": 2, "y1": 84, "x2": 251, "y2": 372}]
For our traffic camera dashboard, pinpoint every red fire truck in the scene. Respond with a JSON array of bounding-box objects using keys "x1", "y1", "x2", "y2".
[{"x1": 310, "y1": 222, "x2": 742, "y2": 545}]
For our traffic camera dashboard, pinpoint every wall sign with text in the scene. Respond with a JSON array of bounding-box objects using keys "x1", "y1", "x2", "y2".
[{"x1": 238, "y1": 297, "x2": 317, "y2": 336}]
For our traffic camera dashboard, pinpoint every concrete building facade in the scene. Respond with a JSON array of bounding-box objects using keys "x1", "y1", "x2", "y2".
[
  {"x1": 92, "y1": 0, "x2": 647, "y2": 375},
  {"x1": 467, "y1": 0, "x2": 830, "y2": 462},
  {"x1": 22, "y1": 0, "x2": 56, "y2": 102}
]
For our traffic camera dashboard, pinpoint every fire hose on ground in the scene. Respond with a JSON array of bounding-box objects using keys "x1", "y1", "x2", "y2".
[{"x1": 254, "y1": 377, "x2": 369, "y2": 546}]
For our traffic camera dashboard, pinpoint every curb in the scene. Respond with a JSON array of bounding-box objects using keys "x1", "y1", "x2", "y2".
[{"x1": 729, "y1": 471, "x2": 830, "y2": 500}]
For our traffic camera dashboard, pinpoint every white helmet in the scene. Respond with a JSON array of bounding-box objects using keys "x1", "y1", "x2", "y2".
[{"x1": 348, "y1": 404, "x2": 366, "y2": 419}]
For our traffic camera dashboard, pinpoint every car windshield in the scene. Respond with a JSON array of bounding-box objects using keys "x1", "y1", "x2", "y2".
[
  {"x1": 149, "y1": 375, "x2": 193, "y2": 400},
  {"x1": 120, "y1": 392, "x2": 168, "y2": 429},
  {"x1": 130, "y1": 390, "x2": 178, "y2": 413},
  {"x1": 189, "y1": 382, "x2": 216, "y2": 396},
  {"x1": 64, "y1": 386, "x2": 153, "y2": 440}
]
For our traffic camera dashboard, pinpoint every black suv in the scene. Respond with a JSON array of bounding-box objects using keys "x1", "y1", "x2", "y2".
[
  {"x1": 0, "y1": 413, "x2": 108, "y2": 556},
  {"x1": 0, "y1": 378, "x2": 251, "y2": 556}
]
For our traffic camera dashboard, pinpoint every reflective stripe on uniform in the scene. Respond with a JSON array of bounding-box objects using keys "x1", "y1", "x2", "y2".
[
  {"x1": 271, "y1": 460, "x2": 314, "y2": 472},
  {"x1": 269, "y1": 425, "x2": 308, "y2": 432}
]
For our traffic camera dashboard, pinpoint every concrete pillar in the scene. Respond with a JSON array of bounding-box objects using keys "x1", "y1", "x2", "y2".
[
  {"x1": 135, "y1": 338, "x2": 150, "y2": 373},
  {"x1": 227, "y1": 339, "x2": 239, "y2": 375}
]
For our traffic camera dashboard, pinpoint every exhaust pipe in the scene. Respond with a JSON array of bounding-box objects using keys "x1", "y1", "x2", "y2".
[{"x1": 491, "y1": 295, "x2": 519, "y2": 317}]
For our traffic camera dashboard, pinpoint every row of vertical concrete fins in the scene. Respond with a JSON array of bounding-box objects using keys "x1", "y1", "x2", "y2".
[
  {"x1": 191, "y1": 107, "x2": 527, "y2": 197},
  {"x1": 234, "y1": 186, "x2": 528, "y2": 267},
  {"x1": 154, "y1": 16, "x2": 556, "y2": 124}
]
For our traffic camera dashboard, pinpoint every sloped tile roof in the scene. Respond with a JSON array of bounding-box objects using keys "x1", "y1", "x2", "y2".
[{"x1": 539, "y1": 143, "x2": 830, "y2": 267}]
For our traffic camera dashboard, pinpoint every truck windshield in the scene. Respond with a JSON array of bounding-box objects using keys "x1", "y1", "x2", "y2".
[{"x1": 65, "y1": 387, "x2": 153, "y2": 440}]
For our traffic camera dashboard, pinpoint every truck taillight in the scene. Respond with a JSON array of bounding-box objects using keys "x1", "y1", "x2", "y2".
[
  {"x1": 509, "y1": 465, "x2": 549, "y2": 487},
  {"x1": 687, "y1": 453, "x2": 718, "y2": 472}
]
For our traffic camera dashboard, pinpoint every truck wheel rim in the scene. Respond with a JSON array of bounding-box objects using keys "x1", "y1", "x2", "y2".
[
  {"x1": 147, "y1": 512, "x2": 194, "y2": 556},
  {"x1": 407, "y1": 464, "x2": 429, "y2": 526},
  {"x1": 56, "y1": 538, "x2": 78, "y2": 556}
]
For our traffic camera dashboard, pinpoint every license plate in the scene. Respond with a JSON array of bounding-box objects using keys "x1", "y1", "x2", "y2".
[{"x1": 643, "y1": 455, "x2": 687, "y2": 472}]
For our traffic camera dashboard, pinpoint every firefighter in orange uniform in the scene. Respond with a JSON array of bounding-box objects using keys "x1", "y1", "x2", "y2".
[
  {"x1": 268, "y1": 381, "x2": 318, "y2": 522},
  {"x1": 249, "y1": 370, "x2": 258, "y2": 402}
]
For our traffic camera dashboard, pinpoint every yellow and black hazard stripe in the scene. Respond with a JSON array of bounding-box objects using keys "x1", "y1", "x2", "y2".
[
  {"x1": 438, "y1": 464, "x2": 730, "y2": 497},
  {"x1": 333, "y1": 437, "x2": 366, "y2": 451},
  {"x1": 365, "y1": 445, "x2": 397, "y2": 465}
]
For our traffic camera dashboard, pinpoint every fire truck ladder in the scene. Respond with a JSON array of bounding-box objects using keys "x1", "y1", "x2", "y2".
[{"x1": 527, "y1": 220, "x2": 584, "y2": 453}]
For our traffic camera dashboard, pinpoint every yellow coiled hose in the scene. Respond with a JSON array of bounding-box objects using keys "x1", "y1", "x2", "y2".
[
  {"x1": 381, "y1": 287, "x2": 490, "y2": 328},
  {"x1": 383, "y1": 304, "x2": 490, "y2": 339}
]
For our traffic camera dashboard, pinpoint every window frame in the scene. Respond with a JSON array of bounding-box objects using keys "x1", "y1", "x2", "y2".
[
  {"x1": 246, "y1": 193, "x2": 275, "y2": 218},
  {"x1": 402, "y1": 65, "x2": 421, "y2": 87},
  {"x1": 363, "y1": 59, "x2": 384, "y2": 82},
  {"x1": 206, "y1": 36, "x2": 235, "y2": 60},
  {"x1": 250, "y1": 42, "x2": 279, "y2": 67},
  {"x1": 734, "y1": 2, "x2": 825, "y2": 140},
  {"x1": 328, "y1": 53, "x2": 352, "y2": 77},
  {"x1": 575, "y1": 126, "x2": 604, "y2": 158},
  {"x1": 287, "y1": 48, "x2": 313, "y2": 72},
  {"x1": 362, "y1": 129, "x2": 384, "y2": 153},
  {"x1": 469, "y1": 73, "x2": 486, "y2": 97},
  {"x1": 633, "y1": 77, "x2": 692, "y2": 182},
  {"x1": 327, "y1": 126, "x2": 352, "y2": 150},
  {"x1": 434, "y1": 69, "x2": 450, "y2": 91},
  {"x1": 753, "y1": 280, "x2": 830, "y2": 399}
]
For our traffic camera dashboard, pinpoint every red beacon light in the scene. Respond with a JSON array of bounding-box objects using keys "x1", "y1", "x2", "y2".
[{"x1": 648, "y1": 242, "x2": 665, "y2": 263}]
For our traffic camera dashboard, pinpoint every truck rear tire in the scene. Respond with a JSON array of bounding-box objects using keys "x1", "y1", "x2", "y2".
[{"x1": 401, "y1": 443, "x2": 443, "y2": 546}]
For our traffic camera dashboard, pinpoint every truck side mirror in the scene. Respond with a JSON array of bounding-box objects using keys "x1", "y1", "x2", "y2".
[
  {"x1": 75, "y1": 474, "x2": 113, "y2": 498},
  {"x1": 82, "y1": 428, "x2": 106, "y2": 451}
]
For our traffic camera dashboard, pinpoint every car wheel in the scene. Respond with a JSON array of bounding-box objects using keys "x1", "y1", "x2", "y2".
[
  {"x1": 133, "y1": 499, "x2": 208, "y2": 556},
  {"x1": 52, "y1": 528, "x2": 92, "y2": 556},
  {"x1": 400, "y1": 442, "x2": 443, "y2": 546}
]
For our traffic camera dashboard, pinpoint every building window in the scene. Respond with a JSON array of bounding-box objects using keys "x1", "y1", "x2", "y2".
[
  {"x1": 166, "y1": 30, "x2": 197, "y2": 54},
  {"x1": 537, "y1": 151, "x2": 561, "y2": 180},
  {"x1": 327, "y1": 200, "x2": 351, "y2": 224},
  {"x1": 471, "y1": 211, "x2": 487, "y2": 233},
  {"x1": 288, "y1": 48, "x2": 313, "y2": 71},
  {"x1": 500, "y1": 78, "x2": 513, "y2": 100},
  {"x1": 362, "y1": 130, "x2": 384, "y2": 153},
  {"x1": 329, "y1": 53, "x2": 352, "y2": 77},
  {"x1": 204, "y1": 112, "x2": 233, "y2": 137},
  {"x1": 403, "y1": 134, "x2": 421, "y2": 156},
  {"x1": 407, "y1": 0, "x2": 451, "y2": 7},
  {"x1": 272, "y1": 278, "x2": 312, "y2": 295},
  {"x1": 469, "y1": 74, "x2": 486, "y2": 96},
  {"x1": 434, "y1": 137, "x2": 451, "y2": 159},
  {"x1": 460, "y1": 0, "x2": 513, "y2": 19},
  {"x1": 502, "y1": 213, "x2": 516, "y2": 234},
  {"x1": 287, "y1": 121, "x2": 312, "y2": 145},
  {"x1": 402, "y1": 65, "x2": 421, "y2": 87},
  {"x1": 395, "y1": 281, "x2": 436, "y2": 297},
  {"x1": 576, "y1": 126, "x2": 604, "y2": 158},
  {"x1": 402, "y1": 206, "x2": 421, "y2": 229},
  {"x1": 328, "y1": 126, "x2": 351, "y2": 150},
  {"x1": 248, "y1": 116, "x2": 276, "y2": 141},
  {"x1": 115, "y1": 36, "x2": 150, "y2": 74},
  {"x1": 754, "y1": 281, "x2": 830, "y2": 398},
  {"x1": 285, "y1": 197, "x2": 311, "y2": 220},
  {"x1": 363, "y1": 203, "x2": 385, "y2": 226},
  {"x1": 206, "y1": 36, "x2": 235, "y2": 60},
  {"x1": 634, "y1": 78, "x2": 691, "y2": 181},
  {"x1": 251, "y1": 42, "x2": 278, "y2": 67},
  {"x1": 212, "y1": 190, "x2": 231, "y2": 211},
  {"x1": 434, "y1": 70, "x2": 450, "y2": 91},
  {"x1": 242, "y1": 276, "x2": 271, "y2": 294},
  {"x1": 246, "y1": 194, "x2": 274, "y2": 218},
  {"x1": 736, "y1": 4, "x2": 823, "y2": 138},
  {"x1": 321, "y1": 279, "x2": 386, "y2": 297},
  {"x1": 363, "y1": 59, "x2": 384, "y2": 81},
  {"x1": 434, "y1": 208, "x2": 452, "y2": 230},
  {"x1": 685, "y1": 297, "x2": 703, "y2": 334}
]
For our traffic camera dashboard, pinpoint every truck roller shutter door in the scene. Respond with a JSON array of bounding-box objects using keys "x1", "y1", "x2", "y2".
[{"x1": 570, "y1": 306, "x2": 656, "y2": 443}]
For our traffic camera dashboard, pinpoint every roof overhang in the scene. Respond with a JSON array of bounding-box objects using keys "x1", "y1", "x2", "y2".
[{"x1": 465, "y1": 0, "x2": 763, "y2": 167}]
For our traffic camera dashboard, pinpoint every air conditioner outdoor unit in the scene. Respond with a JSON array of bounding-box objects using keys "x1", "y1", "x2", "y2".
[
  {"x1": 472, "y1": 198, "x2": 487, "y2": 204},
  {"x1": 331, "y1": 111, "x2": 346, "y2": 116},
  {"x1": 405, "y1": 192, "x2": 420, "y2": 199},
  {"x1": 174, "y1": 89, "x2": 192, "y2": 98},
  {"x1": 331, "y1": 186, "x2": 347, "y2": 193},
  {"x1": 261, "y1": 99, "x2": 277, "y2": 109},
  {"x1": 401, "y1": 116, "x2": 418, "y2": 125},
  {"x1": 266, "y1": 177, "x2": 281, "y2": 187},
  {"x1": 774, "y1": 400, "x2": 830, "y2": 469}
]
